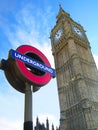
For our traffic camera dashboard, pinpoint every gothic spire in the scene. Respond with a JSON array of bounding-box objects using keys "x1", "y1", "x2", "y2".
[
  {"x1": 52, "y1": 123, "x2": 54, "y2": 130},
  {"x1": 36, "y1": 116, "x2": 39, "y2": 125},
  {"x1": 46, "y1": 118, "x2": 49, "y2": 130},
  {"x1": 56, "y1": 4, "x2": 70, "y2": 22},
  {"x1": 59, "y1": 3, "x2": 63, "y2": 11}
]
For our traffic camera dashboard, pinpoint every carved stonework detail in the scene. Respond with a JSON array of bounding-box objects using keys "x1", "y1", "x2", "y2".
[{"x1": 50, "y1": 6, "x2": 98, "y2": 130}]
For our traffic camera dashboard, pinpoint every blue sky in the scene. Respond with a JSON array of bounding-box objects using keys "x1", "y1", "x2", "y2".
[{"x1": 0, "y1": 0, "x2": 98, "y2": 130}]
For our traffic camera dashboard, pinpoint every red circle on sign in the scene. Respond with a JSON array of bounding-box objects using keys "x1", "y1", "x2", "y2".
[{"x1": 16, "y1": 45, "x2": 51, "y2": 86}]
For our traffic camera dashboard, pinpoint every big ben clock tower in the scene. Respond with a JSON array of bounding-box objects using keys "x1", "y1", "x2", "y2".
[{"x1": 50, "y1": 6, "x2": 98, "y2": 130}]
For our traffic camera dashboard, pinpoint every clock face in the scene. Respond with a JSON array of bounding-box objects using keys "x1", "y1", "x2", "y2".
[
  {"x1": 54, "y1": 28, "x2": 63, "y2": 43},
  {"x1": 72, "y1": 25, "x2": 84, "y2": 37}
]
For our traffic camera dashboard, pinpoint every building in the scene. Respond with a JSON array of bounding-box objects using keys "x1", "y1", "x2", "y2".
[
  {"x1": 50, "y1": 5, "x2": 98, "y2": 130},
  {"x1": 34, "y1": 117, "x2": 60, "y2": 130}
]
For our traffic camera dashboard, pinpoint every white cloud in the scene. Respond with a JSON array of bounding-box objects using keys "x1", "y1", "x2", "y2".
[
  {"x1": 1, "y1": 3, "x2": 55, "y2": 68},
  {"x1": 0, "y1": 118, "x2": 22, "y2": 130},
  {"x1": 0, "y1": 113, "x2": 59, "y2": 130},
  {"x1": 4, "y1": 3, "x2": 53, "y2": 48},
  {"x1": 93, "y1": 54, "x2": 98, "y2": 69},
  {"x1": 1, "y1": 3, "x2": 98, "y2": 129},
  {"x1": 0, "y1": 4, "x2": 56, "y2": 130}
]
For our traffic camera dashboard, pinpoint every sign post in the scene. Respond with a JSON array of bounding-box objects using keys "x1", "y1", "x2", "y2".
[
  {"x1": 24, "y1": 83, "x2": 33, "y2": 130},
  {"x1": 0, "y1": 45, "x2": 56, "y2": 130}
]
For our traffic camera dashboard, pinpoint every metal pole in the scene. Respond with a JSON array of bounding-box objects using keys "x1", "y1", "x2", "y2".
[{"x1": 24, "y1": 82, "x2": 33, "y2": 130}]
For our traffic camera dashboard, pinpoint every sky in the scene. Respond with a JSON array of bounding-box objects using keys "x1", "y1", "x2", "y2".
[{"x1": 0, "y1": 0, "x2": 98, "y2": 130}]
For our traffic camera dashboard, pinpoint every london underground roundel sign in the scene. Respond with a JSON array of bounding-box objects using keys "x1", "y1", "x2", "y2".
[
  {"x1": 16, "y1": 45, "x2": 52, "y2": 85},
  {"x1": 10, "y1": 45, "x2": 55, "y2": 88}
]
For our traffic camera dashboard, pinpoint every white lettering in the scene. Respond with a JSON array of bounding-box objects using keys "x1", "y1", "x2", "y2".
[{"x1": 13, "y1": 51, "x2": 55, "y2": 76}]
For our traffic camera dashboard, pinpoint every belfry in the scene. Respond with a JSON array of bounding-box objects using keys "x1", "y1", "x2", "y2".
[{"x1": 50, "y1": 6, "x2": 98, "y2": 130}]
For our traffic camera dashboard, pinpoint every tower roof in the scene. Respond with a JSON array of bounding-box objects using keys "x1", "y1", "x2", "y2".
[{"x1": 56, "y1": 4, "x2": 70, "y2": 22}]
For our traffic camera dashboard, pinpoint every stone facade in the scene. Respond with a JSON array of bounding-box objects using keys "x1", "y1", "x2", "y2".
[{"x1": 50, "y1": 6, "x2": 98, "y2": 130}]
